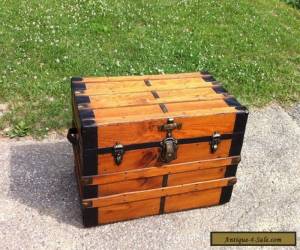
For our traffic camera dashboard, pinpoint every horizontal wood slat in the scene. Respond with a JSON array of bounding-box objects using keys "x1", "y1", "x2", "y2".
[
  {"x1": 83, "y1": 177, "x2": 237, "y2": 208},
  {"x1": 77, "y1": 88, "x2": 228, "y2": 109},
  {"x1": 75, "y1": 78, "x2": 215, "y2": 96},
  {"x1": 81, "y1": 156, "x2": 240, "y2": 185},
  {"x1": 98, "y1": 198, "x2": 161, "y2": 224},
  {"x1": 99, "y1": 176, "x2": 163, "y2": 196},
  {"x1": 91, "y1": 101, "x2": 236, "y2": 125},
  {"x1": 164, "y1": 188, "x2": 222, "y2": 213},
  {"x1": 167, "y1": 166, "x2": 227, "y2": 186},
  {"x1": 76, "y1": 72, "x2": 205, "y2": 83},
  {"x1": 98, "y1": 187, "x2": 223, "y2": 224},
  {"x1": 95, "y1": 107, "x2": 238, "y2": 125}
]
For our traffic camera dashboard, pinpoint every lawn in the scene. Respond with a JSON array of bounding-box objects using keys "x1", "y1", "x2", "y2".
[{"x1": 0, "y1": 0, "x2": 299, "y2": 137}]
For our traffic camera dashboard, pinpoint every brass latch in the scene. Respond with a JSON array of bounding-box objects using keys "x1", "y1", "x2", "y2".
[
  {"x1": 112, "y1": 143, "x2": 124, "y2": 165},
  {"x1": 210, "y1": 132, "x2": 221, "y2": 153},
  {"x1": 159, "y1": 118, "x2": 181, "y2": 163},
  {"x1": 159, "y1": 118, "x2": 182, "y2": 132}
]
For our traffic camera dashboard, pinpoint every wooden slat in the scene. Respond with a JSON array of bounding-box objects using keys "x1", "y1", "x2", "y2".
[
  {"x1": 75, "y1": 78, "x2": 214, "y2": 96},
  {"x1": 78, "y1": 72, "x2": 204, "y2": 83},
  {"x1": 167, "y1": 166, "x2": 227, "y2": 186},
  {"x1": 97, "y1": 112, "x2": 236, "y2": 147},
  {"x1": 83, "y1": 177, "x2": 236, "y2": 208},
  {"x1": 99, "y1": 198, "x2": 161, "y2": 224},
  {"x1": 92, "y1": 100, "x2": 235, "y2": 124},
  {"x1": 98, "y1": 139, "x2": 232, "y2": 174},
  {"x1": 78, "y1": 88, "x2": 226, "y2": 109},
  {"x1": 81, "y1": 156, "x2": 239, "y2": 186},
  {"x1": 164, "y1": 188, "x2": 222, "y2": 213},
  {"x1": 99, "y1": 176, "x2": 163, "y2": 196},
  {"x1": 97, "y1": 166, "x2": 228, "y2": 196}
]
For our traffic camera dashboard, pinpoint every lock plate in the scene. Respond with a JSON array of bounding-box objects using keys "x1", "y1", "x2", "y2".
[{"x1": 160, "y1": 137, "x2": 178, "y2": 163}]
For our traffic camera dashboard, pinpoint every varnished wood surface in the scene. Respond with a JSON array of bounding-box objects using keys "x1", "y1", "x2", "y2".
[
  {"x1": 99, "y1": 176, "x2": 163, "y2": 196},
  {"x1": 76, "y1": 78, "x2": 214, "y2": 96},
  {"x1": 98, "y1": 113, "x2": 236, "y2": 147},
  {"x1": 76, "y1": 72, "x2": 205, "y2": 83},
  {"x1": 93, "y1": 166, "x2": 228, "y2": 197},
  {"x1": 79, "y1": 88, "x2": 227, "y2": 109},
  {"x1": 72, "y1": 72, "x2": 240, "y2": 126},
  {"x1": 99, "y1": 198, "x2": 161, "y2": 224},
  {"x1": 98, "y1": 139, "x2": 232, "y2": 174},
  {"x1": 97, "y1": 187, "x2": 224, "y2": 224},
  {"x1": 167, "y1": 166, "x2": 227, "y2": 186},
  {"x1": 83, "y1": 177, "x2": 237, "y2": 208},
  {"x1": 91, "y1": 99, "x2": 235, "y2": 125},
  {"x1": 164, "y1": 188, "x2": 222, "y2": 213},
  {"x1": 81, "y1": 156, "x2": 239, "y2": 185}
]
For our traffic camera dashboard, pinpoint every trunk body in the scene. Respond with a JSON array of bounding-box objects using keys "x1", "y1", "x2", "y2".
[{"x1": 69, "y1": 72, "x2": 248, "y2": 227}]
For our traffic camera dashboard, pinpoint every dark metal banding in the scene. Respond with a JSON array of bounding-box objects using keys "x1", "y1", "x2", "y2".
[
  {"x1": 159, "y1": 197, "x2": 166, "y2": 214},
  {"x1": 71, "y1": 76, "x2": 83, "y2": 82},
  {"x1": 82, "y1": 148, "x2": 98, "y2": 176},
  {"x1": 97, "y1": 133, "x2": 237, "y2": 154},
  {"x1": 144, "y1": 79, "x2": 151, "y2": 86},
  {"x1": 75, "y1": 96, "x2": 90, "y2": 105},
  {"x1": 224, "y1": 97, "x2": 242, "y2": 107},
  {"x1": 78, "y1": 109, "x2": 94, "y2": 120},
  {"x1": 229, "y1": 110, "x2": 248, "y2": 156},
  {"x1": 159, "y1": 103, "x2": 168, "y2": 113},
  {"x1": 82, "y1": 208, "x2": 98, "y2": 227},
  {"x1": 224, "y1": 165, "x2": 238, "y2": 177},
  {"x1": 219, "y1": 185, "x2": 234, "y2": 204},
  {"x1": 202, "y1": 75, "x2": 216, "y2": 82},
  {"x1": 213, "y1": 85, "x2": 228, "y2": 94},
  {"x1": 82, "y1": 185, "x2": 98, "y2": 199},
  {"x1": 159, "y1": 175, "x2": 169, "y2": 214},
  {"x1": 72, "y1": 82, "x2": 87, "y2": 91},
  {"x1": 78, "y1": 97, "x2": 98, "y2": 175},
  {"x1": 200, "y1": 70, "x2": 210, "y2": 75},
  {"x1": 151, "y1": 90, "x2": 160, "y2": 99}
]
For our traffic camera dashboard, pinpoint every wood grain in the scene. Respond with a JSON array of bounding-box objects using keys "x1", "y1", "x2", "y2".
[
  {"x1": 164, "y1": 188, "x2": 222, "y2": 213},
  {"x1": 167, "y1": 167, "x2": 227, "y2": 186},
  {"x1": 78, "y1": 72, "x2": 204, "y2": 83},
  {"x1": 99, "y1": 198, "x2": 161, "y2": 224},
  {"x1": 98, "y1": 112, "x2": 236, "y2": 147},
  {"x1": 79, "y1": 88, "x2": 226, "y2": 109},
  {"x1": 93, "y1": 99, "x2": 228, "y2": 120},
  {"x1": 81, "y1": 156, "x2": 240, "y2": 185},
  {"x1": 84, "y1": 177, "x2": 236, "y2": 208},
  {"x1": 99, "y1": 176, "x2": 163, "y2": 196},
  {"x1": 76, "y1": 77, "x2": 213, "y2": 96},
  {"x1": 98, "y1": 139, "x2": 232, "y2": 174}
]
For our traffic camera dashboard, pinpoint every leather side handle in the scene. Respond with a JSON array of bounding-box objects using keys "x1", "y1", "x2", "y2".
[{"x1": 67, "y1": 128, "x2": 78, "y2": 145}]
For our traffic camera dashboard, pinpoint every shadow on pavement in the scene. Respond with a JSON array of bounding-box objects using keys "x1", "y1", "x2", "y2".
[{"x1": 9, "y1": 141, "x2": 83, "y2": 228}]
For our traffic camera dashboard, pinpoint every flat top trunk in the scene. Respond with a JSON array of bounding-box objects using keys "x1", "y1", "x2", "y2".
[{"x1": 71, "y1": 72, "x2": 247, "y2": 149}]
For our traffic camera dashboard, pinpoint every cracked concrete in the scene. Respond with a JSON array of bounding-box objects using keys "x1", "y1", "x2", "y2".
[{"x1": 0, "y1": 104, "x2": 299, "y2": 249}]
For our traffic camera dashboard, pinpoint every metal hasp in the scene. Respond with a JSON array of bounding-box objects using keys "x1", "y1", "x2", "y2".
[
  {"x1": 112, "y1": 143, "x2": 124, "y2": 165},
  {"x1": 210, "y1": 132, "x2": 221, "y2": 153},
  {"x1": 159, "y1": 118, "x2": 182, "y2": 163}
]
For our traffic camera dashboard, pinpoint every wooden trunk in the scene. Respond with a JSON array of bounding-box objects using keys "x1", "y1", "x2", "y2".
[{"x1": 68, "y1": 72, "x2": 248, "y2": 227}]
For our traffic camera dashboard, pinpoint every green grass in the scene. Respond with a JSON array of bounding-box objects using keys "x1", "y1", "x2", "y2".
[{"x1": 0, "y1": 0, "x2": 300, "y2": 137}]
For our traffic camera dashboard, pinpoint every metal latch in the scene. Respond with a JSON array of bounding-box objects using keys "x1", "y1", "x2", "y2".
[
  {"x1": 210, "y1": 132, "x2": 221, "y2": 153},
  {"x1": 112, "y1": 143, "x2": 124, "y2": 165},
  {"x1": 159, "y1": 118, "x2": 181, "y2": 163},
  {"x1": 159, "y1": 118, "x2": 182, "y2": 132}
]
